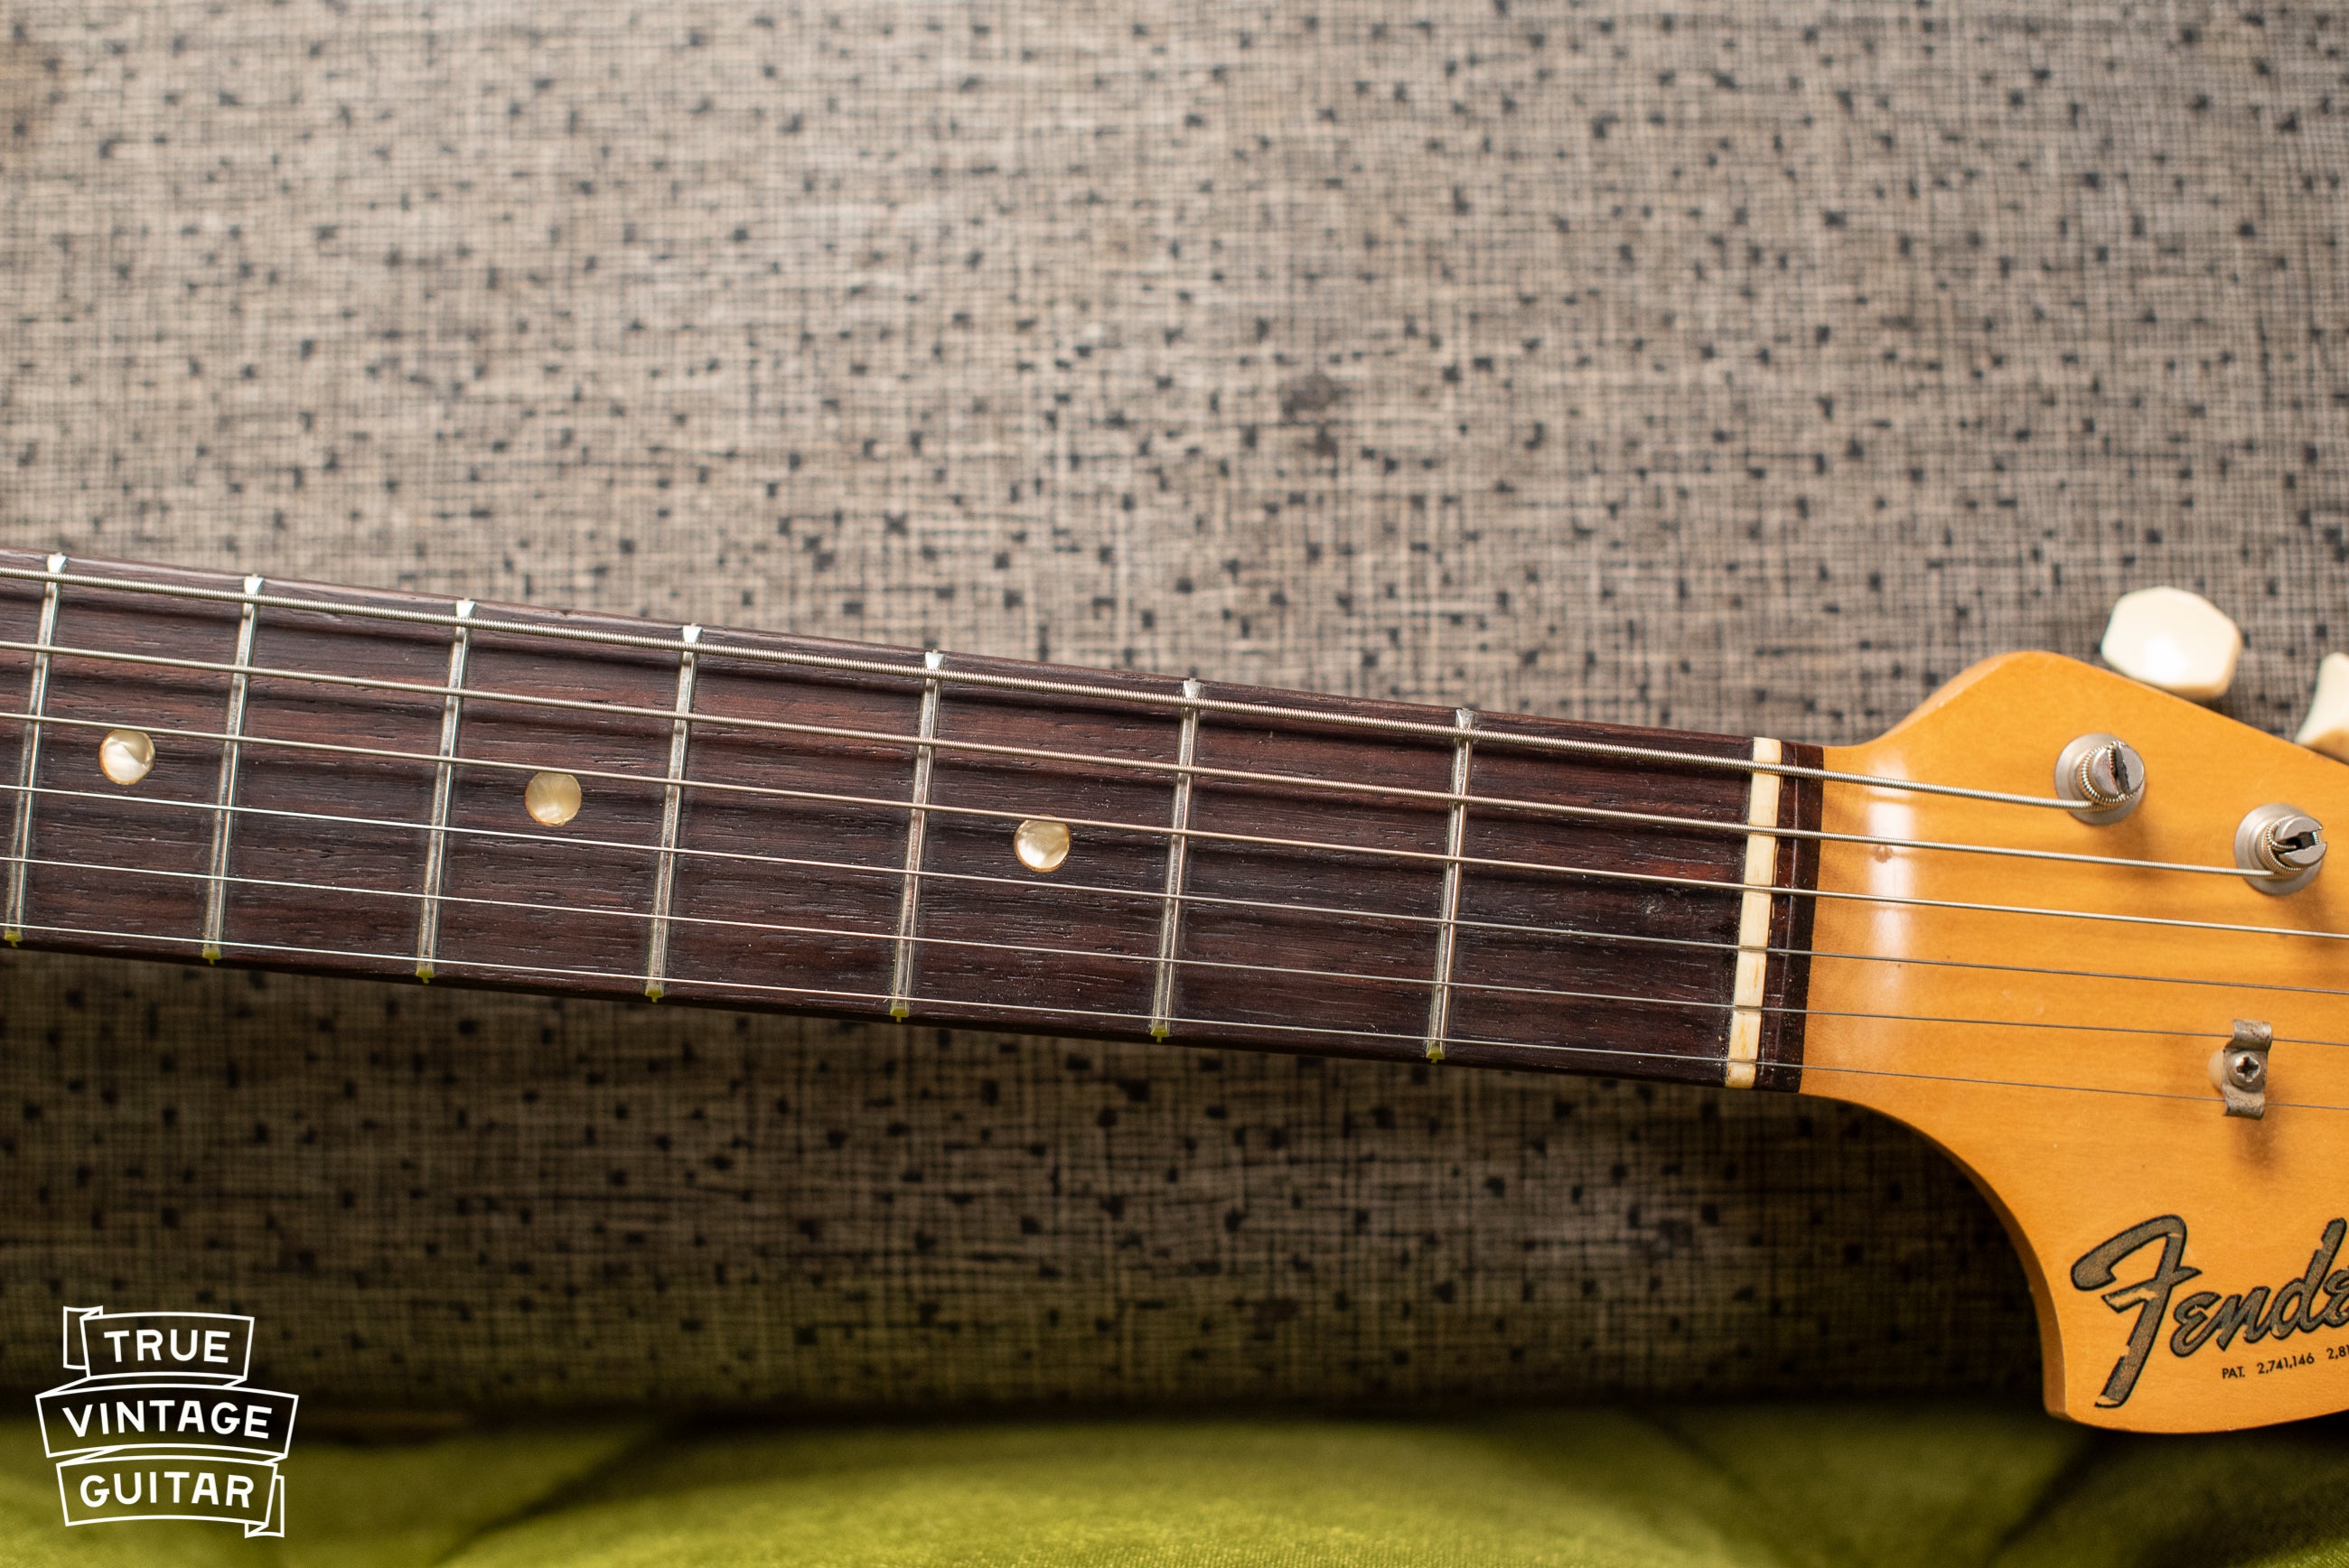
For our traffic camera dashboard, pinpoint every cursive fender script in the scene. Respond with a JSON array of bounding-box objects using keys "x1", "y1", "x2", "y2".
[{"x1": 2071, "y1": 1216, "x2": 2349, "y2": 1407}]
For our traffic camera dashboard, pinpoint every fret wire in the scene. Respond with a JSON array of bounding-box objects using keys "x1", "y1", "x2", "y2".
[
  {"x1": 642, "y1": 624, "x2": 701, "y2": 1003},
  {"x1": 1422, "y1": 708, "x2": 1474, "y2": 1063},
  {"x1": 7, "y1": 903, "x2": 2346, "y2": 1117},
  {"x1": 199, "y1": 574, "x2": 264, "y2": 962},
  {"x1": 4, "y1": 554, "x2": 65, "y2": 945},
  {"x1": 7, "y1": 847, "x2": 2334, "y2": 1050},
  {"x1": 1147, "y1": 678, "x2": 1203, "y2": 1041},
  {"x1": 0, "y1": 561, "x2": 2082, "y2": 810},
  {"x1": 414, "y1": 599, "x2": 474, "y2": 983},
  {"x1": 888, "y1": 650, "x2": 944, "y2": 1020},
  {"x1": 0, "y1": 635, "x2": 2269, "y2": 882}
]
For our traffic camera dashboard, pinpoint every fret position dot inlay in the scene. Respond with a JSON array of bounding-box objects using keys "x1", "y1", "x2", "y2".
[
  {"x1": 1014, "y1": 817, "x2": 1071, "y2": 873},
  {"x1": 98, "y1": 729, "x2": 154, "y2": 787},
  {"x1": 524, "y1": 770, "x2": 582, "y2": 826}
]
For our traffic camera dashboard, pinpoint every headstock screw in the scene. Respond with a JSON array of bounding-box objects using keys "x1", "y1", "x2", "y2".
[
  {"x1": 2209, "y1": 1019, "x2": 2273, "y2": 1119},
  {"x1": 2235, "y1": 803, "x2": 2326, "y2": 895},
  {"x1": 2054, "y1": 733, "x2": 2146, "y2": 825}
]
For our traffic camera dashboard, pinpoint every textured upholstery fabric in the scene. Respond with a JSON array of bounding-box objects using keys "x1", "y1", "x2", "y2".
[
  {"x1": 0, "y1": 0, "x2": 2342, "y2": 1412},
  {"x1": 7, "y1": 1405, "x2": 2349, "y2": 1566}
]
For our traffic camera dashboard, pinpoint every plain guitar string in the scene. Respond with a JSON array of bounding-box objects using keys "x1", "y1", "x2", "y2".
[
  {"x1": 1, "y1": 738, "x2": 2340, "y2": 950},
  {"x1": 5, "y1": 777, "x2": 2347, "y2": 1064},
  {"x1": 15, "y1": 748, "x2": 2345, "y2": 1009},
  {"x1": 5, "y1": 899, "x2": 2347, "y2": 1119},
  {"x1": 0, "y1": 699, "x2": 2269, "y2": 886},
  {"x1": 18, "y1": 710, "x2": 2345, "y2": 1003},
  {"x1": 0, "y1": 670, "x2": 2339, "y2": 962},
  {"x1": 0, "y1": 562, "x2": 2076, "y2": 809},
  {"x1": 10, "y1": 841, "x2": 2344, "y2": 1053}
]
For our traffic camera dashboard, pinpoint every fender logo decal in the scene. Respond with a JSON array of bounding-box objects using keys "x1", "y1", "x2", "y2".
[{"x1": 2071, "y1": 1216, "x2": 2349, "y2": 1407}]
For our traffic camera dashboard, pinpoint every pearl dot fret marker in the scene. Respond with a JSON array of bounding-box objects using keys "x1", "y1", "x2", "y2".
[
  {"x1": 98, "y1": 728, "x2": 154, "y2": 787},
  {"x1": 1013, "y1": 817, "x2": 1071, "y2": 873},
  {"x1": 0, "y1": 549, "x2": 2344, "y2": 1433},
  {"x1": 523, "y1": 770, "x2": 581, "y2": 826}
]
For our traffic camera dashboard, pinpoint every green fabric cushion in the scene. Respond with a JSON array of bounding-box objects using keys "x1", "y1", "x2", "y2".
[{"x1": 4, "y1": 1402, "x2": 2345, "y2": 1566}]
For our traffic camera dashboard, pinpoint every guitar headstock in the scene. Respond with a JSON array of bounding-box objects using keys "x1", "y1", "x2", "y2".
[{"x1": 1807, "y1": 652, "x2": 2349, "y2": 1432}]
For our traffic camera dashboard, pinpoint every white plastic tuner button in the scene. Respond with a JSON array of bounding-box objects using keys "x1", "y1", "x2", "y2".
[
  {"x1": 2296, "y1": 652, "x2": 2349, "y2": 762},
  {"x1": 2099, "y1": 586, "x2": 2242, "y2": 702}
]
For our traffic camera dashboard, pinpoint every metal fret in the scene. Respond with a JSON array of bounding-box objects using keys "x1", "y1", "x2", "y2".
[
  {"x1": 887, "y1": 649, "x2": 946, "y2": 1019},
  {"x1": 200, "y1": 574, "x2": 265, "y2": 961},
  {"x1": 1423, "y1": 708, "x2": 1476, "y2": 1062},
  {"x1": 4, "y1": 553, "x2": 66, "y2": 945},
  {"x1": 643, "y1": 624, "x2": 702, "y2": 1002},
  {"x1": 1725, "y1": 736, "x2": 1786, "y2": 1088},
  {"x1": 413, "y1": 599, "x2": 474, "y2": 982},
  {"x1": 1148, "y1": 677, "x2": 1204, "y2": 1040}
]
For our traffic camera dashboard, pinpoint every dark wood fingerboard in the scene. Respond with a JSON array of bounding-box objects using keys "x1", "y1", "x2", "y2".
[{"x1": 0, "y1": 552, "x2": 1820, "y2": 1090}]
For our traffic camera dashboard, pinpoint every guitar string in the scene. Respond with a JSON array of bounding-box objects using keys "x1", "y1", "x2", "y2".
[
  {"x1": 16, "y1": 716, "x2": 2349, "y2": 1000},
  {"x1": 7, "y1": 755, "x2": 2347, "y2": 958},
  {"x1": 0, "y1": 574, "x2": 2335, "y2": 1112},
  {"x1": 8, "y1": 910, "x2": 2343, "y2": 1117},
  {"x1": 0, "y1": 635, "x2": 2162, "y2": 883},
  {"x1": 0, "y1": 598, "x2": 2338, "y2": 1002},
  {"x1": 13, "y1": 847, "x2": 2335, "y2": 1050},
  {"x1": 18, "y1": 770, "x2": 2349, "y2": 1015},
  {"x1": 0, "y1": 563, "x2": 2079, "y2": 810},
  {"x1": 0, "y1": 703, "x2": 2269, "y2": 884},
  {"x1": 0, "y1": 634, "x2": 2324, "y2": 929}
]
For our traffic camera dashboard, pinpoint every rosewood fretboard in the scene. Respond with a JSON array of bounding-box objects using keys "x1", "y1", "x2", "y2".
[{"x1": 0, "y1": 553, "x2": 1821, "y2": 1089}]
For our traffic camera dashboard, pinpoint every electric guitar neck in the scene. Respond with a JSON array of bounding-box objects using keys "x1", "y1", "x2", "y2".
[{"x1": 3, "y1": 548, "x2": 2344, "y2": 1435}]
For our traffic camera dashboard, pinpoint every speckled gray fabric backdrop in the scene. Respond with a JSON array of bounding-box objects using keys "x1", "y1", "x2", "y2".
[{"x1": 0, "y1": 0, "x2": 2340, "y2": 1412}]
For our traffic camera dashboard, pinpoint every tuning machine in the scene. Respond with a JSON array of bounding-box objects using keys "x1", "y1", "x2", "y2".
[{"x1": 2054, "y1": 733, "x2": 2146, "y2": 825}]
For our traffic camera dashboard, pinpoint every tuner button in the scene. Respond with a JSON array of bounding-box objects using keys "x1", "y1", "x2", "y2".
[
  {"x1": 2099, "y1": 586, "x2": 2242, "y2": 702},
  {"x1": 2295, "y1": 652, "x2": 2349, "y2": 762}
]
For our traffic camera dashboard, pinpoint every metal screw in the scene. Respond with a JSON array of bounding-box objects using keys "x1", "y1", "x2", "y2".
[{"x1": 2229, "y1": 1051, "x2": 2265, "y2": 1089}]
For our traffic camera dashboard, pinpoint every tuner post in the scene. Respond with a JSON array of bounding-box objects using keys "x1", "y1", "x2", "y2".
[
  {"x1": 2054, "y1": 733, "x2": 2146, "y2": 825},
  {"x1": 2235, "y1": 803, "x2": 2327, "y2": 895}
]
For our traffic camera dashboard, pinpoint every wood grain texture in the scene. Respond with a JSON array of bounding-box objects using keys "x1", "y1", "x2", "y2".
[{"x1": 0, "y1": 551, "x2": 1822, "y2": 1089}]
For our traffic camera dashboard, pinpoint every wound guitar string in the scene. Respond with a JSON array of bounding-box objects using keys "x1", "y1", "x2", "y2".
[
  {"x1": 0, "y1": 562, "x2": 2337, "y2": 1104},
  {"x1": 0, "y1": 563, "x2": 2116, "y2": 807},
  {"x1": 10, "y1": 798, "x2": 2331, "y2": 1048}
]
